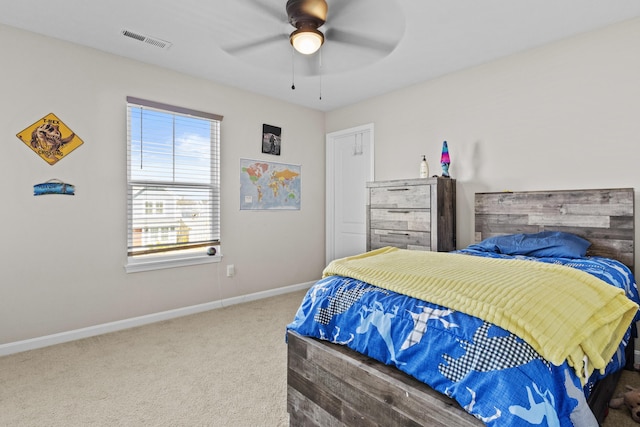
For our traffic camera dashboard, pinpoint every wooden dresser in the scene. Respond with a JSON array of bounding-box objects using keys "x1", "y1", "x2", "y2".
[{"x1": 366, "y1": 177, "x2": 456, "y2": 252}]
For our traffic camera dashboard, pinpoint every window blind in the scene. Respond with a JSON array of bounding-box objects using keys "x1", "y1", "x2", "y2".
[{"x1": 126, "y1": 97, "x2": 222, "y2": 257}]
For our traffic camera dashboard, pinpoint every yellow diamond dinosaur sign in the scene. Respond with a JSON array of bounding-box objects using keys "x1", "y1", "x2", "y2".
[{"x1": 16, "y1": 113, "x2": 83, "y2": 165}]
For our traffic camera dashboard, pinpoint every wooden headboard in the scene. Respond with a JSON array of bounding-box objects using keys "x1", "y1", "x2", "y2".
[{"x1": 475, "y1": 188, "x2": 635, "y2": 271}]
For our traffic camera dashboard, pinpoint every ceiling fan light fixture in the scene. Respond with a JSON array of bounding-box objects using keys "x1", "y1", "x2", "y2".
[{"x1": 290, "y1": 27, "x2": 324, "y2": 55}]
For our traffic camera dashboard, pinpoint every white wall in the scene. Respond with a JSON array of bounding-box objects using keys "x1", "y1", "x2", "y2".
[
  {"x1": 0, "y1": 24, "x2": 326, "y2": 345},
  {"x1": 327, "y1": 18, "x2": 640, "y2": 259}
]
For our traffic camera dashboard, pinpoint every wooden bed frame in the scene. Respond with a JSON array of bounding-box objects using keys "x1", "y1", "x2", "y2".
[{"x1": 287, "y1": 188, "x2": 635, "y2": 426}]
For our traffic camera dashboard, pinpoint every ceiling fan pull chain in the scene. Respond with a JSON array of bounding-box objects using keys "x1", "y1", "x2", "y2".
[
  {"x1": 291, "y1": 46, "x2": 296, "y2": 90},
  {"x1": 319, "y1": 48, "x2": 322, "y2": 100}
]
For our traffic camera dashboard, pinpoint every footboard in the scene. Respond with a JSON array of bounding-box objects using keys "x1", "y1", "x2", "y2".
[{"x1": 287, "y1": 330, "x2": 483, "y2": 426}]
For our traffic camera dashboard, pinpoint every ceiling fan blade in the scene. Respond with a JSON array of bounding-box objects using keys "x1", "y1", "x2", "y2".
[
  {"x1": 325, "y1": 27, "x2": 396, "y2": 53},
  {"x1": 326, "y1": 0, "x2": 357, "y2": 20},
  {"x1": 243, "y1": 0, "x2": 287, "y2": 22},
  {"x1": 224, "y1": 33, "x2": 288, "y2": 55}
]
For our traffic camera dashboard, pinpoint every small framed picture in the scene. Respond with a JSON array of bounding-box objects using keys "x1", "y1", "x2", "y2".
[{"x1": 262, "y1": 124, "x2": 281, "y2": 156}]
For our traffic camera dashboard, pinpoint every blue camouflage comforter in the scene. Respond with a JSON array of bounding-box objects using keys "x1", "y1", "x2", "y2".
[{"x1": 287, "y1": 251, "x2": 640, "y2": 426}]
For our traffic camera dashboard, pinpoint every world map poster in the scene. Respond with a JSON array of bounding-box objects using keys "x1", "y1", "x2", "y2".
[{"x1": 240, "y1": 158, "x2": 301, "y2": 210}]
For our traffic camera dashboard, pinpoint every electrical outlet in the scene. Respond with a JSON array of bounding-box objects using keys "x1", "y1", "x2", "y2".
[{"x1": 226, "y1": 264, "x2": 235, "y2": 277}]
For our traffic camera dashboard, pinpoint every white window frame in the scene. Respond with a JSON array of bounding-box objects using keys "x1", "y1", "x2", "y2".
[{"x1": 125, "y1": 96, "x2": 222, "y2": 273}]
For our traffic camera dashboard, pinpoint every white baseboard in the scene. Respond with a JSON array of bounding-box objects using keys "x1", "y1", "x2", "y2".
[{"x1": 0, "y1": 281, "x2": 315, "y2": 357}]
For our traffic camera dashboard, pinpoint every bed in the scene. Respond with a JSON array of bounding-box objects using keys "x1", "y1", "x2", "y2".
[{"x1": 286, "y1": 188, "x2": 638, "y2": 426}]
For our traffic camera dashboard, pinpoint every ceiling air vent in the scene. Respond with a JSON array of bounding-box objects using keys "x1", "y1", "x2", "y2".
[{"x1": 121, "y1": 29, "x2": 172, "y2": 50}]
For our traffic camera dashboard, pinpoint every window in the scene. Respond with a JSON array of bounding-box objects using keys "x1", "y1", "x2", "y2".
[{"x1": 125, "y1": 96, "x2": 222, "y2": 272}]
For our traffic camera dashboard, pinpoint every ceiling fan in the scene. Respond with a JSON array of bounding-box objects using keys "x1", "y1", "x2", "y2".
[
  {"x1": 221, "y1": 0, "x2": 404, "y2": 77},
  {"x1": 287, "y1": 0, "x2": 327, "y2": 55}
]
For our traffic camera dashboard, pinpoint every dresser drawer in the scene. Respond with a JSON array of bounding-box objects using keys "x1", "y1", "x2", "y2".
[
  {"x1": 370, "y1": 184, "x2": 431, "y2": 209},
  {"x1": 370, "y1": 209, "x2": 431, "y2": 231},
  {"x1": 370, "y1": 229, "x2": 431, "y2": 251}
]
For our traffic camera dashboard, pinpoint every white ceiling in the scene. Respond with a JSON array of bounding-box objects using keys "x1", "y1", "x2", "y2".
[{"x1": 2, "y1": 0, "x2": 640, "y2": 112}]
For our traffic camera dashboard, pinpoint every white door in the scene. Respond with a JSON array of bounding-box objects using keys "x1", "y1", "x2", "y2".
[{"x1": 326, "y1": 124, "x2": 374, "y2": 264}]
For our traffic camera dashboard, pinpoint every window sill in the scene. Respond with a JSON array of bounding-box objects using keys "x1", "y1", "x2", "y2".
[{"x1": 125, "y1": 250, "x2": 222, "y2": 273}]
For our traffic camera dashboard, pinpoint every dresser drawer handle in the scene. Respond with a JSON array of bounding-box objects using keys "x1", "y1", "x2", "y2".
[
  {"x1": 388, "y1": 232, "x2": 410, "y2": 236},
  {"x1": 387, "y1": 188, "x2": 409, "y2": 191},
  {"x1": 388, "y1": 210, "x2": 410, "y2": 214}
]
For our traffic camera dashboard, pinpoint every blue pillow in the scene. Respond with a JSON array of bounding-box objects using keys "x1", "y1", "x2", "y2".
[{"x1": 466, "y1": 231, "x2": 591, "y2": 258}]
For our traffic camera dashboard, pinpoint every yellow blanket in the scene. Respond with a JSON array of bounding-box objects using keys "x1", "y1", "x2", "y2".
[{"x1": 323, "y1": 247, "x2": 638, "y2": 383}]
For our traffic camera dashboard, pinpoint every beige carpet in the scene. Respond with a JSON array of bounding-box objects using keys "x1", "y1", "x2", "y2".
[
  {"x1": 605, "y1": 369, "x2": 640, "y2": 427},
  {"x1": 0, "y1": 290, "x2": 307, "y2": 427},
  {"x1": 1, "y1": 288, "x2": 638, "y2": 427}
]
